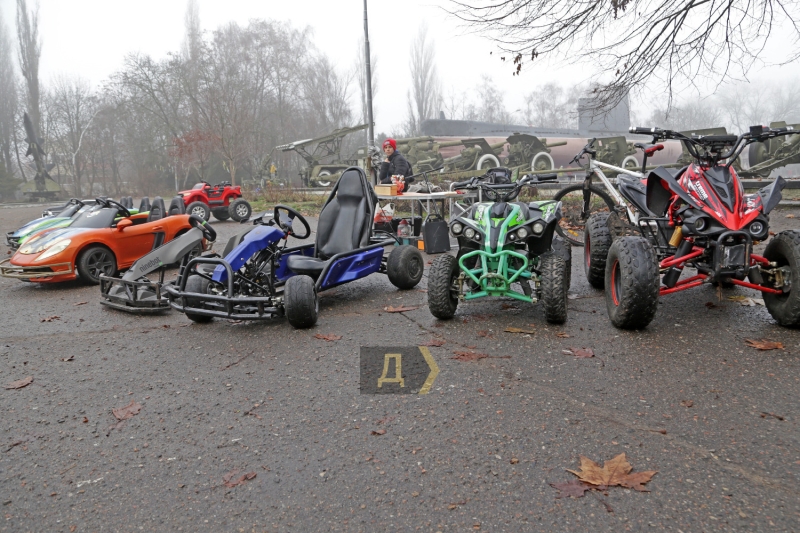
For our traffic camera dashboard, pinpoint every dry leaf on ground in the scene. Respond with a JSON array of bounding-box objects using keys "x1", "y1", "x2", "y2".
[
  {"x1": 314, "y1": 333, "x2": 342, "y2": 342},
  {"x1": 562, "y1": 347, "x2": 595, "y2": 358},
  {"x1": 452, "y1": 351, "x2": 488, "y2": 362},
  {"x1": 556, "y1": 332, "x2": 570, "y2": 338},
  {"x1": 501, "y1": 303, "x2": 519, "y2": 310},
  {"x1": 567, "y1": 453, "x2": 657, "y2": 491},
  {"x1": 786, "y1": 214, "x2": 796, "y2": 218},
  {"x1": 681, "y1": 400, "x2": 694, "y2": 408},
  {"x1": 222, "y1": 470, "x2": 256, "y2": 488},
  {"x1": 112, "y1": 400, "x2": 142, "y2": 421},
  {"x1": 40, "y1": 316, "x2": 60, "y2": 322},
  {"x1": 705, "y1": 301, "x2": 718, "y2": 309},
  {"x1": 61, "y1": 356, "x2": 74, "y2": 362},
  {"x1": 420, "y1": 339, "x2": 446, "y2": 347},
  {"x1": 384, "y1": 305, "x2": 420, "y2": 313},
  {"x1": 371, "y1": 429, "x2": 386, "y2": 436},
  {"x1": 5, "y1": 376, "x2": 33, "y2": 389},
  {"x1": 550, "y1": 479, "x2": 592, "y2": 499},
  {"x1": 73, "y1": 302, "x2": 88, "y2": 306},
  {"x1": 728, "y1": 295, "x2": 764, "y2": 306},
  {"x1": 504, "y1": 327, "x2": 535, "y2": 334},
  {"x1": 744, "y1": 338, "x2": 784, "y2": 351}
]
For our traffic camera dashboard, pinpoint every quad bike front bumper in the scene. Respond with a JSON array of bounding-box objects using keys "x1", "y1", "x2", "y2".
[{"x1": 458, "y1": 249, "x2": 534, "y2": 303}]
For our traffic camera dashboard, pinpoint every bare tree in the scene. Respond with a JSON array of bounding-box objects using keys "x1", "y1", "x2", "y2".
[
  {"x1": 646, "y1": 100, "x2": 723, "y2": 131},
  {"x1": 406, "y1": 24, "x2": 442, "y2": 135},
  {"x1": 718, "y1": 81, "x2": 800, "y2": 132},
  {"x1": 452, "y1": 0, "x2": 800, "y2": 110},
  {"x1": 476, "y1": 84, "x2": 513, "y2": 124},
  {"x1": 16, "y1": 0, "x2": 41, "y2": 133},
  {"x1": 522, "y1": 82, "x2": 581, "y2": 129},
  {"x1": 0, "y1": 8, "x2": 18, "y2": 179}
]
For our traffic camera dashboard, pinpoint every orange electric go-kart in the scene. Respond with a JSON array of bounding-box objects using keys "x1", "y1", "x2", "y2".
[{"x1": 0, "y1": 197, "x2": 199, "y2": 284}]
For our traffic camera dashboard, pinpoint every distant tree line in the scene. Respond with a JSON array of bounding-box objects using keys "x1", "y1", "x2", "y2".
[{"x1": 0, "y1": 0, "x2": 362, "y2": 198}]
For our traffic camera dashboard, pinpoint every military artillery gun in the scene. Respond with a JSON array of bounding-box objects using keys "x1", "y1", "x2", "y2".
[
  {"x1": 503, "y1": 133, "x2": 567, "y2": 172},
  {"x1": 19, "y1": 112, "x2": 62, "y2": 200},
  {"x1": 593, "y1": 136, "x2": 639, "y2": 174},
  {"x1": 276, "y1": 124, "x2": 368, "y2": 187},
  {"x1": 743, "y1": 121, "x2": 800, "y2": 177}
]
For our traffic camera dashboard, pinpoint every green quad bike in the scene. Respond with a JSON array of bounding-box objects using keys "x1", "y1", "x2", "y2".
[{"x1": 427, "y1": 169, "x2": 571, "y2": 323}]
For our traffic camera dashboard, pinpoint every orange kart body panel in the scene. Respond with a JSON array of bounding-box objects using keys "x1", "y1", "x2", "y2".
[{"x1": 1, "y1": 213, "x2": 194, "y2": 283}]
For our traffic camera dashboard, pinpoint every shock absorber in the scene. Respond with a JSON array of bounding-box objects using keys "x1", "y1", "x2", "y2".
[{"x1": 662, "y1": 231, "x2": 692, "y2": 288}]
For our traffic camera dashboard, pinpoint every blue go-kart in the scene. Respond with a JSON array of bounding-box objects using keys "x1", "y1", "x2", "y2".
[{"x1": 165, "y1": 167, "x2": 425, "y2": 328}]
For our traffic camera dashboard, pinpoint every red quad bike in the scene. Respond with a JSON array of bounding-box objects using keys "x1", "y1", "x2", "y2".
[
  {"x1": 600, "y1": 125, "x2": 800, "y2": 329},
  {"x1": 177, "y1": 181, "x2": 252, "y2": 222}
]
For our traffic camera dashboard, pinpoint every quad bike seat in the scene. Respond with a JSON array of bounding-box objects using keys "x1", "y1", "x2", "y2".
[
  {"x1": 148, "y1": 197, "x2": 166, "y2": 222},
  {"x1": 286, "y1": 168, "x2": 374, "y2": 277},
  {"x1": 617, "y1": 175, "x2": 653, "y2": 216}
]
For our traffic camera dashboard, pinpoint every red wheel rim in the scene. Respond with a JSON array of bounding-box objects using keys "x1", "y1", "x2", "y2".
[{"x1": 611, "y1": 260, "x2": 620, "y2": 306}]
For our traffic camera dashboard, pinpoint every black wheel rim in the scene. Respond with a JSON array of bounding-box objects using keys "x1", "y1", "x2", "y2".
[
  {"x1": 408, "y1": 256, "x2": 423, "y2": 279},
  {"x1": 87, "y1": 250, "x2": 114, "y2": 279}
]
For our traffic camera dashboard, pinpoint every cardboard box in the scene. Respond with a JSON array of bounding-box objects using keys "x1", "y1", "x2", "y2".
[{"x1": 375, "y1": 184, "x2": 398, "y2": 196}]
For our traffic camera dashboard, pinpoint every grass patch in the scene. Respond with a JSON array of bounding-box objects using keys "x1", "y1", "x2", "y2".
[{"x1": 246, "y1": 184, "x2": 327, "y2": 217}]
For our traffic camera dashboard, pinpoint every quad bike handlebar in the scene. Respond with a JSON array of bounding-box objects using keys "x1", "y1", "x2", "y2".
[{"x1": 452, "y1": 172, "x2": 556, "y2": 202}]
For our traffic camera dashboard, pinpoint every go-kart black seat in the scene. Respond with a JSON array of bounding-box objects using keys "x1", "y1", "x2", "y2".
[
  {"x1": 167, "y1": 196, "x2": 185, "y2": 216},
  {"x1": 139, "y1": 197, "x2": 151, "y2": 213},
  {"x1": 286, "y1": 168, "x2": 375, "y2": 277},
  {"x1": 119, "y1": 197, "x2": 133, "y2": 209},
  {"x1": 148, "y1": 197, "x2": 166, "y2": 222}
]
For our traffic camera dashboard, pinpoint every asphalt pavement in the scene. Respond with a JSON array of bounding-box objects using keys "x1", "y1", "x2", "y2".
[{"x1": 0, "y1": 203, "x2": 798, "y2": 532}]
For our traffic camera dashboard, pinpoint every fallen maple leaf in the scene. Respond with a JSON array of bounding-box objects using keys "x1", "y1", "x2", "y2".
[
  {"x1": 112, "y1": 400, "x2": 142, "y2": 421},
  {"x1": 556, "y1": 332, "x2": 570, "y2": 338},
  {"x1": 504, "y1": 327, "x2": 535, "y2": 334},
  {"x1": 371, "y1": 429, "x2": 386, "y2": 436},
  {"x1": 222, "y1": 470, "x2": 256, "y2": 488},
  {"x1": 384, "y1": 305, "x2": 420, "y2": 313},
  {"x1": 567, "y1": 453, "x2": 657, "y2": 492},
  {"x1": 744, "y1": 338, "x2": 784, "y2": 351},
  {"x1": 563, "y1": 347, "x2": 594, "y2": 358},
  {"x1": 550, "y1": 479, "x2": 592, "y2": 499},
  {"x1": 420, "y1": 339, "x2": 446, "y2": 347},
  {"x1": 40, "y1": 315, "x2": 60, "y2": 322},
  {"x1": 314, "y1": 333, "x2": 342, "y2": 342},
  {"x1": 5, "y1": 376, "x2": 33, "y2": 390}
]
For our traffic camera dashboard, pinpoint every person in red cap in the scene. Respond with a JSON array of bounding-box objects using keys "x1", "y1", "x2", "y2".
[{"x1": 379, "y1": 138, "x2": 414, "y2": 186}]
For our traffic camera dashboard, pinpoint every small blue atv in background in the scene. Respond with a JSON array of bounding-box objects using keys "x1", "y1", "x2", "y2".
[{"x1": 166, "y1": 167, "x2": 424, "y2": 328}]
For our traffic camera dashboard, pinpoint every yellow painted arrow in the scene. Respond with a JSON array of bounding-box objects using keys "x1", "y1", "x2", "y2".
[{"x1": 417, "y1": 346, "x2": 439, "y2": 395}]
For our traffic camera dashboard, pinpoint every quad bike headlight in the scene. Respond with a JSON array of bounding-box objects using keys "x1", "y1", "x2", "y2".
[
  {"x1": 508, "y1": 232, "x2": 517, "y2": 241},
  {"x1": 451, "y1": 222, "x2": 463, "y2": 235},
  {"x1": 532, "y1": 222, "x2": 545, "y2": 235},
  {"x1": 464, "y1": 228, "x2": 476, "y2": 239},
  {"x1": 695, "y1": 217, "x2": 708, "y2": 231},
  {"x1": 749, "y1": 221, "x2": 765, "y2": 237},
  {"x1": 516, "y1": 227, "x2": 529, "y2": 239},
  {"x1": 35, "y1": 239, "x2": 71, "y2": 261}
]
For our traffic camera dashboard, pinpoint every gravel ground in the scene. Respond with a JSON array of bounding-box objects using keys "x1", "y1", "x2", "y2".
[{"x1": 0, "y1": 202, "x2": 798, "y2": 532}]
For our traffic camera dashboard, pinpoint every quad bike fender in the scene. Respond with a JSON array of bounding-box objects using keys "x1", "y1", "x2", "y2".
[
  {"x1": 758, "y1": 175, "x2": 785, "y2": 214},
  {"x1": 646, "y1": 166, "x2": 697, "y2": 213},
  {"x1": 121, "y1": 227, "x2": 205, "y2": 281},
  {"x1": 212, "y1": 224, "x2": 284, "y2": 283}
]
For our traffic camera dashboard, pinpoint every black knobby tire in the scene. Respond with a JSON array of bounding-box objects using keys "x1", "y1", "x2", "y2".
[
  {"x1": 605, "y1": 236, "x2": 659, "y2": 329},
  {"x1": 187, "y1": 201, "x2": 210, "y2": 221},
  {"x1": 212, "y1": 207, "x2": 230, "y2": 221},
  {"x1": 183, "y1": 274, "x2": 213, "y2": 323},
  {"x1": 585, "y1": 212, "x2": 613, "y2": 289},
  {"x1": 77, "y1": 245, "x2": 117, "y2": 285},
  {"x1": 763, "y1": 230, "x2": 800, "y2": 327},
  {"x1": 553, "y1": 184, "x2": 615, "y2": 247},
  {"x1": 540, "y1": 253, "x2": 568, "y2": 324},
  {"x1": 387, "y1": 245, "x2": 424, "y2": 290},
  {"x1": 428, "y1": 254, "x2": 460, "y2": 319},
  {"x1": 228, "y1": 198, "x2": 252, "y2": 222},
  {"x1": 285, "y1": 275, "x2": 318, "y2": 329},
  {"x1": 551, "y1": 237, "x2": 572, "y2": 290}
]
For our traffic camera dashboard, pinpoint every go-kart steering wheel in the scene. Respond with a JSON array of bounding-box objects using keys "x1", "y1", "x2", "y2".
[
  {"x1": 97, "y1": 197, "x2": 131, "y2": 218},
  {"x1": 273, "y1": 204, "x2": 311, "y2": 240},
  {"x1": 189, "y1": 214, "x2": 217, "y2": 241}
]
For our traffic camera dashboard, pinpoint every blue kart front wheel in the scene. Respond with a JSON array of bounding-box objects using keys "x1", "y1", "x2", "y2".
[
  {"x1": 285, "y1": 275, "x2": 318, "y2": 329},
  {"x1": 387, "y1": 245, "x2": 424, "y2": 290}
]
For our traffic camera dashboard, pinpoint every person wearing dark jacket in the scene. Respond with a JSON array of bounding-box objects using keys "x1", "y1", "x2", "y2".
[{"x1": 379, "y1": 138, "x2": 414, "y2": 185}]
